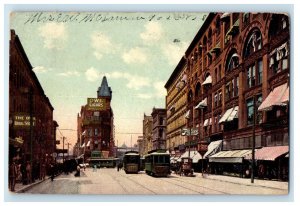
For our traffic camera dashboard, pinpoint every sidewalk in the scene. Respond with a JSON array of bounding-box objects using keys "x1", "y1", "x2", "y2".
[
  {"x1": 195, "y1": 172, "x2": 289, "y2": 190},
  {"x1": 13, "y1": 176, "x2": 52, "y2": 193}
]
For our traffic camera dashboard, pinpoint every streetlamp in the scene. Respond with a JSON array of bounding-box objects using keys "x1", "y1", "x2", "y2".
[{"x1": 185, "y1": 111, "x2": 191, "y2": 158}]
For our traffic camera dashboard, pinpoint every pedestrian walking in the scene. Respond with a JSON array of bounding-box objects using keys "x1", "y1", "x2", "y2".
[
  {"x1": 9, "y1": 159, "x2": 18, "y2": 192},
  {"x1": 21, "y1": 162, "x2": 27, "y2": 185},
  {"x1": 74, "y1": 165, "x2": 80, "y2": 177},
  {"x1": 93, "y1": 165, "x2": 97, "y2": 172},
  {"x1": 26, "y1": 161, "x2": 32, "y2": 184},
  {"x1": 50, "y1": 163, "x2": 55, "y2": 181}
]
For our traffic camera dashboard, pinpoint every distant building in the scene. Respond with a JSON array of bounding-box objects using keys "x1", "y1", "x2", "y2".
[
  {"x1": 151, "y1": 108, "x2": 167, "y2": 150},
  {"x1": 116, "y1": 143, "x2": 139, "y2": 160},
  {"x1": 142, "y1": 114, "x2": 153, "y2": 155},
  {"x1": 137, "y1": 136, "x2": 144, "y2": 155},
  {"x1": 76, "y1": 76, "x2": 115, "y2": 160}
]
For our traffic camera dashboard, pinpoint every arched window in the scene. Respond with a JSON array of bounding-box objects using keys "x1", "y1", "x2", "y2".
[
  {"x1": 203, "y1": 36, "x2": 207, "y2": 53},
  {"x1": 215, "y1": 16, "x2": 221, "y2": 36},
  {"x1": 225, "y1": 49, "x2": 239, "y2": 73},
  {"x1": 188, "y1": 90, "x2": 193, "y2": 102},
  {"x1": 269, "y1": 14, "x2": 289, "y2": 38},
  {"x1": 195, "y1": 83, "x2": 201, "y2": 98},
  {"x1": 208, "y1": 28, "x2": 212, "y2": 48},
  {"x1": 244, "y1": 29, "x2": 262, "y2": 58}
]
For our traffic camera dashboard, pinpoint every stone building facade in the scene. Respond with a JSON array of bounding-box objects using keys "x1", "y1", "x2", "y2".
[
  {"x1": 164, "y1": 57, "x2": 188, "y2": 154},
  {"x1": 151, "y1": 108, "x2": 167, "y2": 150},
  {"x1": 141, "y1": 114, "x2": 153, "y2": 156}
]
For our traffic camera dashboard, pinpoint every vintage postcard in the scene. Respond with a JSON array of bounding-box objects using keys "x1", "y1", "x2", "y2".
[{"x1": 8, "y1": 11, "x2": 289, "y2": 195}]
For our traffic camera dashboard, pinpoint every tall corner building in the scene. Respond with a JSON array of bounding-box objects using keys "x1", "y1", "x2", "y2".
[{"x1": 76, "y1": 76, "x2": 115, "y2": 160}]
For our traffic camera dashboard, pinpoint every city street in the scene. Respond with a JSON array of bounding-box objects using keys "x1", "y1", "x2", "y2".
[{"x1": 21, "y1": 168, "x2": 288, "y2": 195}]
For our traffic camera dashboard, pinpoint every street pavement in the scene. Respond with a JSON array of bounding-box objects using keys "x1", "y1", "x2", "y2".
[{"x1": 14, "y1": 167, "x2": 288, "y2": 195}]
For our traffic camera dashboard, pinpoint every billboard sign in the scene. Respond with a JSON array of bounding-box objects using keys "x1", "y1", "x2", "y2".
[{"x1": 87, "y1": 98, "x2": 106, "y2": 111}]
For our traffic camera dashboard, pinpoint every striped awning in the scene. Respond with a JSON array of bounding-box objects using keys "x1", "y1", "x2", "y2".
[
  {"x1": 219, "y1": 108, "x2": 233, "y2": 123},
  {"x1": 244, "y1": 146, "x2": 289, "y2": 161},
  {"x1": 258, "y1": 83, "x2": 289, "y2": 111},
  {"x1": 203, "y1": 140, "x2": 222, "y2": 159},
  {"x1": 209, "y1": 149, "x2": 252, "y2": 163},
  {"x1": 203, "y1": 118, "x2": 212, "y2": 127},
  {"x1": 202, "y1": 75, "x2": 212, "y2": 85},
  {"x1": 195, "y1": 98, "x2": 207, "y2": 109},
  {"x1": 185, "y1": 110, "x2": 191, "y2": 119}
]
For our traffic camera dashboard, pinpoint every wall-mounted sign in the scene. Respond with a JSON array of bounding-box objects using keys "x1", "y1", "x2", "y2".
[
  {"x1": 13, "y1": 114, "x2": 36, "y2": 128},
  {"x1": 15, "y1": 136, "x2": 24, "y2": 144},
  {"x1": 87, "y1": 98, "x2": 106, "y2": 111},
  {"x1": 181, "y1": 128, "x2": 198, "y2": 136}
]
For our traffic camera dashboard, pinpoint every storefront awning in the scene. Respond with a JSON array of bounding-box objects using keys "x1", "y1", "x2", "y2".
[
  {"x1": 203, "y1": 118, "x2": 212, "y2": 127},
  {"x1": 227, "y1": 106, "x2": 239, "y2": 122},
  {"x1": 219, "y1": 108, "x2": 233, "y2": 123},
  {"x1": 244, "y1": 146, "x2": 289, "y2": 161},
  {"x1": 195, "y1": 98, "x2": 207, "y2": 109},
  {"x1": 86, "y1": 141, "x2": 91, "y2": 147},
  {"x1": 209, "y1": 149, "x2": 252, "y2": 163},
  {"x1": 202, "y1": 75, "x2": 212, "y2": 86},
  {"x1": 178, "y1": 150, "x2": 203, "y2": 163},
  {"x1": 258, "y1": 83, "x2": 289, "y2": 111},
  {"x1": 219, "y1": 106, "x2": 238, "y2": 123},
  {"x1": 220, "y1": 12, "x2": 230, "y2": 20},
  {"x1": 185, "y1": 110, "x2": 190, "y2": 119},
  {"x1": 203, "y1": 140, "x2": 222, "y2": 159}
]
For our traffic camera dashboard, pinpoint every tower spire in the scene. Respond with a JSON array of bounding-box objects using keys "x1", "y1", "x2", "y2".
[{"x1": 97, "y1": 76, "x2": 112, "y2": 98}]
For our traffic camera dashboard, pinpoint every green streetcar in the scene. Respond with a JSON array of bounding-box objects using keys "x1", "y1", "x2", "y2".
[{"x1": 145, "y1": 149, "x2": 171, "y2": 177}]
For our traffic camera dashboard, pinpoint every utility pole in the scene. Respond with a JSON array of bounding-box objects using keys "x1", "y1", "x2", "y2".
[
  {"x1": 66, "y1": 142, "x2": 72, "y2": 160},
  {"x1": 62, "y1": 136, "x2": 66, "y2": 163},
  {"x1": 251, "y1": 96, "x2": 256, "y2": 183}
]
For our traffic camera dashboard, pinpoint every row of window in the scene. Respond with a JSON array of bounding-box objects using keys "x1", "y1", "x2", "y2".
[{"x1": 223, "y1": 132, "x2": 288, "y2": 151}]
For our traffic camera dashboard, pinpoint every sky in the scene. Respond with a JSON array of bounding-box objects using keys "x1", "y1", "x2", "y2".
[{"x1": 10, "y1": 12, "x2": 207, "y2": 152}]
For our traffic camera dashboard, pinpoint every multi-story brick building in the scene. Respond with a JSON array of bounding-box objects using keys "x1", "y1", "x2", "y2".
[
  {"x1": 166, "y1": 13, "x2": 290, "y2": 180},
  {"x1": 77, "y1": 76, "x2": 115, "y2": 160},
  {"x1": 9, "y1": 30, "x2": 58, "y2": 182},
  {"x1": 151, "y1": 108, "x2": 167, "y2": 150}
]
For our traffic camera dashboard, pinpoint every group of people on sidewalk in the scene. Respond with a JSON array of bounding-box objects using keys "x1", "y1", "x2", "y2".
[{"x1": 9, "y1": 158, "x2": 49, "y2": 192}]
